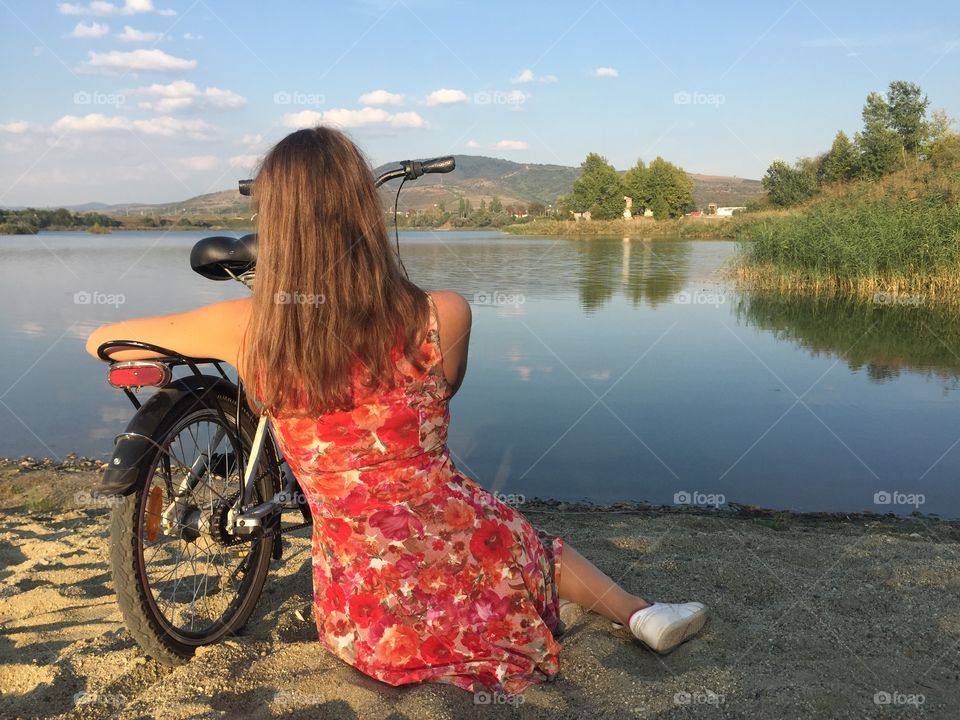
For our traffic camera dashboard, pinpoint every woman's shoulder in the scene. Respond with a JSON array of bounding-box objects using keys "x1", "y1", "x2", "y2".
[{"x1": 427, "y1": 290, "x2": 471, "y2": 324}]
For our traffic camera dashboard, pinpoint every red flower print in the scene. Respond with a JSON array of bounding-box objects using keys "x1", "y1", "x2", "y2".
[
  {"x1": 370, "y1": 505, "x2": 424, "y2": 541},
  {"x1": 348, "y1": 593, "x2": 385, "y2": 628},
  {"x1": 421, "y1": 635, "x2": 456, "y2": 665},
  {"x1": 443, "y1": 499, "x2": 476, "y2": 530},
  {"x1": 374, "y1": 623, "x2": 420, "y2": 667},
  {"x1": 324, "y1": 582, "x2": 345, "y2": 611},
  {"x1": 470, "y1": 520, "x2": 513, "y2": 564},
  {"x1": 323, "y1": 517, "x2": 352, "y2": 544}
]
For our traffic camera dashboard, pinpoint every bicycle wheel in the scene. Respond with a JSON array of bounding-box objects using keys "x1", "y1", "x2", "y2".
[{"x1": 109, "y1": 384, "x2": 279, "y2": 665}]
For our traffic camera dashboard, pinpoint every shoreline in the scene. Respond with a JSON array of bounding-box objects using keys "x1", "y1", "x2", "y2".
[
  {"x1": 3, "y1": 455, "x2": 957, "y2": 527},
  {"x1": 1, "y1": 461, "x2": 959, "y2": 718}
]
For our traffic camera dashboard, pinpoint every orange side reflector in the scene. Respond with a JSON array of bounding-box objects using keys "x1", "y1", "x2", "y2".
[{"x1": 145, "y1": 486, "x2": 163, "y2": 543}]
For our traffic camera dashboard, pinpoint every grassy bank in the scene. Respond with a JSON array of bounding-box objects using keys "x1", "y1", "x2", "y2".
[
  {"x1": 734, "y1": 159, "x2": 960, "y2": 301},
  {"x1": 504, "y1": 216, "x2": 737, "y2": 239}
]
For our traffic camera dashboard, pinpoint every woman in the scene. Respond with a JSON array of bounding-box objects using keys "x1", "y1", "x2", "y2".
[{"x1": 86, "y1": 127, "x2": 706, "y2": 696}]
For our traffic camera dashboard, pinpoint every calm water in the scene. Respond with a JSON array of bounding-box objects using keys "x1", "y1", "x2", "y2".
[{"x1": 2, "y1": 230, "x2": 960, "y2": 516}]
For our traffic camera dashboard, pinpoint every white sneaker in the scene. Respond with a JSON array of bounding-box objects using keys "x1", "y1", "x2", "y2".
[{"x1": 628, "y1": 602, "x2": 707, "y2": 653}]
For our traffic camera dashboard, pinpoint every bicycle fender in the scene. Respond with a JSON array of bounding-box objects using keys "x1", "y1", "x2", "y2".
[{"x1": 96, "y1": 375, "x2": 240, "y2": 496}]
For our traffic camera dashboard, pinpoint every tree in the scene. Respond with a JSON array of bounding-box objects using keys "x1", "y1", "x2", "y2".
[
  {"x1": 645, "y1": 157, "x2": 693, "y2": 218},
  {"x1": 821, "y1": 131, "x2": 856, "y2": 183},
  {"x1": 624, "y1": 157, "x2": 692, "y2": 218},
  {"x1": 623, "y1": 160, "x2": 648, "y2": 212},
  {"x1": 528, "y1": 201, "x2": 546, "y2": 217},
  {"x1": 489, "y1": 196, "x2": 503, "y2": 213},
  {"x1": 886, "y1": 80, "x2": 929, "y2": 157},
  {"x1": 856, "y1": 91, "x2": 904, "y2": 178},
  {"x1": 762, "y1": 160, "x2": 816, "y2": 206},
  {"x1": 569, "y1": 153, "x2": 625, "y2": 220}
]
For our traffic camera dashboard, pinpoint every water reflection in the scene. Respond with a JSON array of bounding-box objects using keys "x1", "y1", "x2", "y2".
[
  {"x1": 737, "y1": 291, "x2": 960, "y2": 384},
  {"x1": 576, "y1": 239, "x2": 690, "y2": 312}
]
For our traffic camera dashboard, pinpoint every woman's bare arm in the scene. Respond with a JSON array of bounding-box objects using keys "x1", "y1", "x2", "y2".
[
  {"x1": 84, "y1": 298, "x2": 251, "y2": 368},
  {"x1": 429, "y1": 290, "x2": 471, "y2": 395}
]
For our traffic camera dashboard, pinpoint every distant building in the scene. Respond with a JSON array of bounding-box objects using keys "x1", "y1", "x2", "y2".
[
  {"x1": 623, "y1": 196, "x2": 633, "y2": 219},
  {"x1": 572, "y1": 210, "x2": 592, "y2": 221},
  {"x1": 716, "y1": 206, "x2": 746, "y2": 217},
  {"x1": 707, "y1": 202, "x2": 718, "y2": 215}
]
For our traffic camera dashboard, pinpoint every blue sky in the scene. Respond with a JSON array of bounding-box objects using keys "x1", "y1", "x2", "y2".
[{"x1": 1, "y1": 0, "x2": 958, "y2": 206}]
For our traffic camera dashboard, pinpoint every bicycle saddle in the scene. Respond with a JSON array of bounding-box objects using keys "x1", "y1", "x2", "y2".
[{"x1": 190, "y1": 233, "x2": 258, "y2": 281}]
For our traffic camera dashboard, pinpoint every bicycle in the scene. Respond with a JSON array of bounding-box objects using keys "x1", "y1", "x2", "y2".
[{"x1": 93, "y1": 156, "x2": 455, "y2": 665}]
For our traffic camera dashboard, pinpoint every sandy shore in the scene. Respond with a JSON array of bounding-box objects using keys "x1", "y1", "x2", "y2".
[{"x1": 1, "y1": 457, "x2": 959, "y2": 719}]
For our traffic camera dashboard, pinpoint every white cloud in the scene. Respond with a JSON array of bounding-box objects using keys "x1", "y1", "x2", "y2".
[
  {"x1": 204, "y1": 87, "x2": 246, "y2": 110},
  {"x1": 79, "y1": 49, "x2": 197, "y2": 73},
  {"x1": 358, "y1": 89, "x2": 403, "y2": 106},
  {"x1": 132, "y1": 116, "x2": 215, "y2": 140},
  {"x1": 496, "y1": 140, "x2": 528, "y2": 151},
  {"x1": 178, "y1": 155, "x2": 217, "y2": 171},
  {"x1": 181, "y1": 32, "x2": 202, "y2": 40},
  {"x1": 465, "y1": 139, "x2": 480, "y2": 149},
  {"x1": 52, "y1": 113, "x2": 129, "y2": 132},
  {"x1": 511, "y1": 68, "x2": 558, "y2": 84},
  {"x1": 283, "y1": 107, "x2": 428, "y2": 130},
  {"x1": 116, "y1": 25, "x2": 163, "y2": 42},
  {"x1": 0, "y1": 121, "x2": 34, "y2": 133},
  {"x1": 595, "y1": 66, "x2": 619, "y2": 78},
  {"x1": 50, "y1": 112, "x2": 216, "y2": 140},
  {"x1": 128, "y1": 81, "x2": 245, "y2": 112},
  {"x1": 70, "y1": 21, "x2": 110, "y2": 38},
  {"x1": 241, "y1": 133, "x2": 264, "y2": 147},
  {"x1": 58, "y1": 0, "x2": 172, "y2": 16},
  {"x1": 229, "y1": 154, "x2": 260, "y2": 169},
  {"x1": 425, "y1": 88, "x2": 468, "y2": 106}
]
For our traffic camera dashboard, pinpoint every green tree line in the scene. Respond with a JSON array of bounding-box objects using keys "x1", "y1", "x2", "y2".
[
  {"x1": 564, "y1": 153, "x2": 694, "y2": 220},
  {"x1": 0, "y1": 207, "x2": 122, "y2": 235},
  {"x1": 761, "y1": 80, "x2": 956, "y2": 206}
]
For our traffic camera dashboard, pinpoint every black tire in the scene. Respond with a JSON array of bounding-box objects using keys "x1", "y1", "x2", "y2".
[{"x1": 109, "y1": 384, "x2": 279, "y2": 666}]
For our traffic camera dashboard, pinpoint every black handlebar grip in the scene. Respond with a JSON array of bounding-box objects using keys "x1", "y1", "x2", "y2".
[
  {"x1": 420, "y1": 156, "x2": 455, "y2": 174},
  {"x1": 238, "y1": 179, "x2": 253, "y2": 196}
]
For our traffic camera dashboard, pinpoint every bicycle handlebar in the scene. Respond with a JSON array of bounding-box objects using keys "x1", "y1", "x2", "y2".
[{"x1": 238, "y1": 156, "x2": 455, "y2": 195}]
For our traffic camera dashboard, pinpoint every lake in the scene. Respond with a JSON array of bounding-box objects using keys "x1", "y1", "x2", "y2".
[{"x1": 2, "y1": 230, "x2": 959, "y2": 517}]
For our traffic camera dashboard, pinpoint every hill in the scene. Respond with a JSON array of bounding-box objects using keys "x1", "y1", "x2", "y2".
[{"x1": 53, "y1": 156, "x2": 761, "y2": 218}]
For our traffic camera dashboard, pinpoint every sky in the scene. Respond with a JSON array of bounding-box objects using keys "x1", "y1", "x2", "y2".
[{"x1": 0, "y1": 0, "x2": 958, "y2": 206}]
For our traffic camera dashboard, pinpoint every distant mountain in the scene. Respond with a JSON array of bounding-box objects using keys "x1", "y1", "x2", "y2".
[{"x1": 56, "y1": 155, "x2": 763, "y2": 216}]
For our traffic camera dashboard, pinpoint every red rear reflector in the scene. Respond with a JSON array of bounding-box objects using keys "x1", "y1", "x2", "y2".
[{"x1": 108, "y1": 362, "x2": 170, "y2": 389}]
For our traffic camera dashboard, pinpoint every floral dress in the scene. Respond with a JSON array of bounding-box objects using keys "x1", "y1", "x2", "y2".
[{"x1": 268, "y1": 299, "x2": 564, "y2": 696}]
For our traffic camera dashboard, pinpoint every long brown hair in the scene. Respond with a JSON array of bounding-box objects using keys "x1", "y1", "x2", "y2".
[{"x1": 243, "y1": 127, "x2": 429, "y2": 414}]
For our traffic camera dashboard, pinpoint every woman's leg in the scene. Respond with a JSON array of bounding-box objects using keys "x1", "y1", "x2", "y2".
[{"x1": 558, "y1": 543, "x2": 650, "y2": 625}]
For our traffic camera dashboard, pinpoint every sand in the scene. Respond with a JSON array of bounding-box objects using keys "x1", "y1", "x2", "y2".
[{"x1": 1, "y1": 458, "x2": 959, "y2": 719}]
